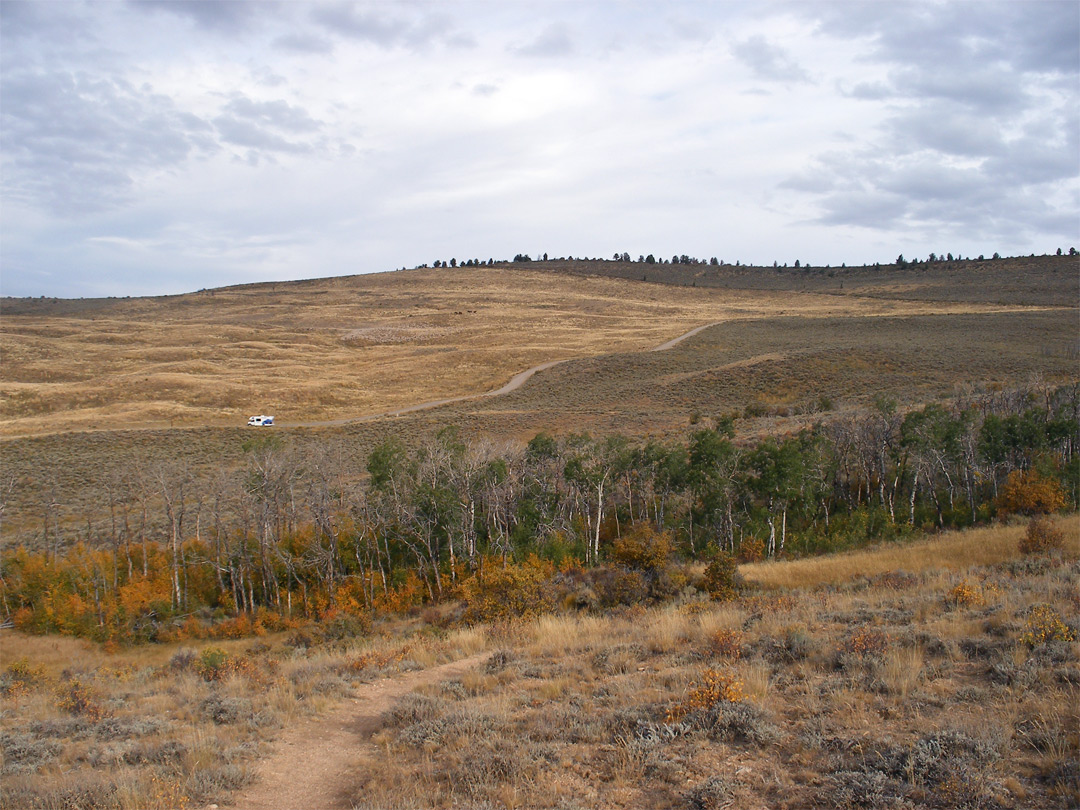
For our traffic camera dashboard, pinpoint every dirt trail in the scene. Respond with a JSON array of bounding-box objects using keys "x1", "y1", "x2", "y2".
[
  {"x1": 649, "y1": 321, "x2": 723, "y2": 351},
  {"x1": 227, "y1": 652, "x2": 489, "y2": 810},
  {"x1": 283, "y1": 323, "x2": 715, "y2": 429}
]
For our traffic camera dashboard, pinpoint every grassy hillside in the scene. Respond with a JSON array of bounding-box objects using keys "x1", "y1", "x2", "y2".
[
  {"x1": 2, "y1": 516, "x2": 1075, "y2": 809},
  {"x1": 3, "y1": 256, "x2": 1075, "y2": 438},
  {"x1": 2, "y1": 255, "x2": 1076, "y2": 544}
]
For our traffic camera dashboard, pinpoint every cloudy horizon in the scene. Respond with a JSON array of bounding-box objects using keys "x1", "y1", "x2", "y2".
[{"x1": 2, "y1": 0, "x2": 1077, "y2": 298}]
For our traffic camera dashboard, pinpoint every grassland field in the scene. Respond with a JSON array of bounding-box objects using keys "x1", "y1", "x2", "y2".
[{"x1": 1, "y1": 255, "x2": 1076, "y2": 544}]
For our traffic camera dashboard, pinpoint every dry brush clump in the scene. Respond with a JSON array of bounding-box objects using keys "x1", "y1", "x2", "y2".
[{"x1": 1021, "y1": 516, "x2": 1068, "y2": 555}]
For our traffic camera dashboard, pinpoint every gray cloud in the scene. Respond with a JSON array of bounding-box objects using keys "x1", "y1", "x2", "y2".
[
  {"x1": 222, "y1": 96, "x2": 322, "y2": 134},
  {"x1": 128, "y1": 0, "x2": 270, "y2": 33},
  {"x1": 800, "y1": 138, "x2": 1076, "y2": 242},
  {"x1": 212, "y1": 115, "x2": 313, "y2": 155},
  {"x1": 309, "y1": 2, "x2": 462, "y2": 49},
  {"x1": 884, "y1": 105, "x2": 1007, "y2": 158},
  {"x1": 731, "y1": 35, "x2": 810, "y2": 83},
  {"x1": 845, "y1": 81, "x2": 891, "y2": 101},
  {"x1": 816, "y1": 190, "x2": 909, "y2": 230},
  {"x1": 512, "y1": 23, "x2": 574, "y2": 57},
  {"x1": 274, "y1": 32, "x2": 335, "y2": 54},
  {"x1": 2, "y1": 1, "x2": 1076, "y2": 298},
  {"x1": 211, "y1": 95, "x2": 324, "y2": 159},
  {"x1": 888, "y1": 65, "x2": 1030, "y2": 114},
  {"x1": 311, "y1": 3, "x2": 408, "y2": 44},
  {"x1": 1, "y1": 70, "x2": 215, "y2": 214},
  {"x1": 667, "y1": 15, "x2": 713, "y2": 43},
  {"x1": 985, "y1": 120, "x2": 1079, "y2": 186},
  {"x1": 781, "y1": 0, "x2": 1078, "y2": 245},
  {"x1": 809, "y1": 0, "x2": 1078, "y2": 77},
  {"x1": 1, "y1": 0, "x2": 91, "y2": 42}
]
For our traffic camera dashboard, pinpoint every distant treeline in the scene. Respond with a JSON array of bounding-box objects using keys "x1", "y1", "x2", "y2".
[
  {"x1": 419, "y1": 249, "x2": 1077, "y2": 272},
  {"x1": 2, "y1": 383, "x2": 1077, "y2": 642}
]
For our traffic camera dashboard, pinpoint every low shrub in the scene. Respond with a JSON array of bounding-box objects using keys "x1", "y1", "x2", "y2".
[
  {"x1": 946, "y1": 581, "x2": 983, "y2": 608},
  {"x1": 737, "y1": 537, "x2": 764, "y2": 563},
  {"x1": 703, "y1": 700, "x2": 780, "y2": 746},
  {"x1": 1020, "y1": 517, "x2": 1066, "y2": 554},
  {"x1": 666, "y1": 669, "x2": 744, "y2": 724},
  {"x1": 686, "y1": 776, "x2": 736, "y2": 810},
  {"x1": 313, "y1": 611, "x2": 372, "y2": 642},
  {"x1": 759, "y1": 625, "x2": 813, "y2": 664},
  {"x1": 702, "y1": 551, "x2": 741, "y2": 601},
  {"x1": 484, "y1": 649, "x2": 514, "y2": 674},
  {"x1": 828, "y1": 769, "x2": 900, "y2": 809},
  {"x1": 195, "y1": 647, "x2": 231, "y2": 681},
  {"x1": 1, "y1": 658, "x2": 47, "y2": 700},
  {"x1": 200, "y1": 694, "x2": 253, "y2": 725},
  {"x1": 55, "y1": 678, "x2": 106, "y2": 720},
  {"x1": 709, "y1": 629, "x2": 744, "y2": 660},
  {"x1": 609, "y1": 525, "x2": 673, "y2": 572},
  {"x1": 168, "y1": 648, "x2": 198, "y2": 672},
  {"x1": 0, "y1": 732, "x2": 62, "y2": 774},
  {"x1": 841, "y1": 627, "x2": 890, "y2": 661},
  {"x1": 1021, "y1": 605, "x2": 1076, "y2": 647}
]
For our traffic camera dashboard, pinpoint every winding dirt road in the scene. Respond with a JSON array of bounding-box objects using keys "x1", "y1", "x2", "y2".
[
  {"x1": 649, "y1": 321, "x2": 722, "y2": 352},
  {"x1": 280, "y1": 322, "x2": 721, "y2": 429},
  {"x1": 227, "y1": 652, "x2": 489, "y2": 810}
]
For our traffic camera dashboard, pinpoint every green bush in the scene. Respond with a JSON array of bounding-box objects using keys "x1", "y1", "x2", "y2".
[{"x1": 703, "y1": 551, "x2": 741, "y2": 601}]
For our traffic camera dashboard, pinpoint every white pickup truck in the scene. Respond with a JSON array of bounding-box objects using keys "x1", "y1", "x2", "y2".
[{"x1": 247, "y1": 415, "x2": 275, "y2": 426}]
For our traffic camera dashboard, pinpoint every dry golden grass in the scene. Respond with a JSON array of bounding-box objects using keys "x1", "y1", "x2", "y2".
[
  {"x1": 740, "y1": 513, "x2": 1080, "y2": 590},
  {"x1": 344, "y1": 531, "x2": 1078, "y2": 809},
  {"x1": 4, "y1": 517, "x2": 1078, "y2": 809},
  {"x1": 0, "y1": 264, "x2": 1054, "y2": 437}
]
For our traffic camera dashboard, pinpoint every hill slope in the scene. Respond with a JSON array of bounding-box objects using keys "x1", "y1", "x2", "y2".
[{"x1": 2, "y1": 256, "x2": 1075, "y2": 438}]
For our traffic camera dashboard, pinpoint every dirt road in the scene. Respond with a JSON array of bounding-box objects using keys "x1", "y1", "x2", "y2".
[
  {"x1": 227, "y1": 652, "x2": 489, "y2": 810},
  {"x1": 280, "y1": 323, "x2": 717, "y2": 429}
]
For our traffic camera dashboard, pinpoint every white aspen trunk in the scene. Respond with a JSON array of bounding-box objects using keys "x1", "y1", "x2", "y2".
[
  {"x1": 909, "y1": 470, "x2": 919, "y2": 525},
  {"x1": 594, "y1": 477, "x2": 604, "y2": 564}
]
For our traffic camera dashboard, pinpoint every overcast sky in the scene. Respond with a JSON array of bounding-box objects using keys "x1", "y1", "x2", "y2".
[{"x1": 2, "y1": 1, "x2": 1077, "y2": 298}]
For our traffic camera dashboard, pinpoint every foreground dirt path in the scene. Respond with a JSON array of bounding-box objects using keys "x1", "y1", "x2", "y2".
[{"x1": 227, "y1": 652, "x2": 489, "y2": 810}]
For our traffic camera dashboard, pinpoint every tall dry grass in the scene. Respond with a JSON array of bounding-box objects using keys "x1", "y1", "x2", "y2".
[{"x1": 740, "y1": 514, "x2": 1079, "y2": 590}]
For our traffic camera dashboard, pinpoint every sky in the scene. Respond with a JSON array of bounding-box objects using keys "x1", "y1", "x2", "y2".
[{"x1": 2, "y1": 0, "x2": 1078, "y2": 298}]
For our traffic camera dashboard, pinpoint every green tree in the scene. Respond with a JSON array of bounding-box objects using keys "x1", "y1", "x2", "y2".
[
  {"x1": 688, "y1": 426, "x2": 740, "y2": 554},
  {"x1": 746, "y1": 436, "x2": 807, "y2": 556}
]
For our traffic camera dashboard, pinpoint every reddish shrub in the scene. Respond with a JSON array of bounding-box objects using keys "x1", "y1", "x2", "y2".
[{"x1": 1019, "y1": 517, "x2": 1066, "y2": 554}]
